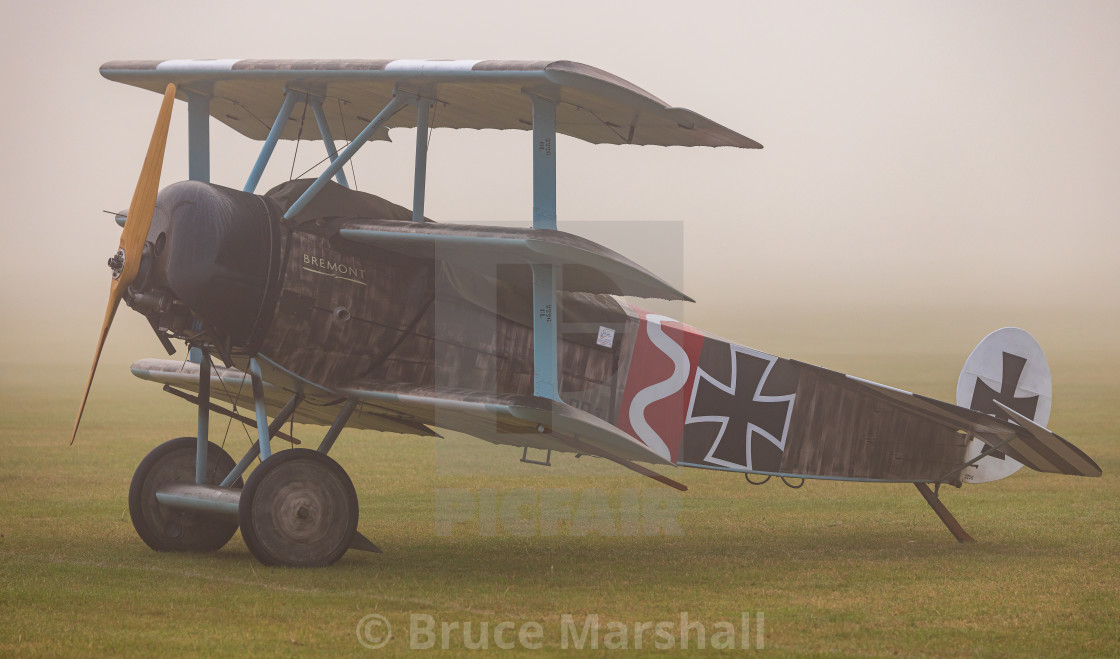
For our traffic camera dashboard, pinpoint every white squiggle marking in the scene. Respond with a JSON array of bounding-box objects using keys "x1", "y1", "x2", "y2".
[{"x1": 628, "y1": 314, "x2": 690, "y2": 462}]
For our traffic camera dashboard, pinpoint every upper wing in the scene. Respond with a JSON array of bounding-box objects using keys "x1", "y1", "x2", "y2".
[
  {"x1": 336, "y1": 218, "x2": 691, "y2": 301},
  {"x1": 100, "y1": 59, "x2": 760, "y2": 148}
]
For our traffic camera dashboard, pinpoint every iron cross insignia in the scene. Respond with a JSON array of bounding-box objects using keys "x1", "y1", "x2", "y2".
[
  {"x1": 686, "y1": 345, "x2": 796, "y2": 472},
  {"x1": 970, "y1": 351, "x2": 1039, "y2": 459}
]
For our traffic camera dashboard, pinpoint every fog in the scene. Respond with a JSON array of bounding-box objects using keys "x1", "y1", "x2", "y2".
[{"x1": 1, "y1": 0, "x2": 1117, "y2": 370}]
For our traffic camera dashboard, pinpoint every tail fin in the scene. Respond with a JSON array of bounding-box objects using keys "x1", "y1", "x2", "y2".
[{"x1": 955, "y1": 327, "x2": 1052, "y2": 483}]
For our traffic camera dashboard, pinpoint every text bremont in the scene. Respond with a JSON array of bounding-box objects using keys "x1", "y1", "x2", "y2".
[{"x1": 302, "y1": 254, "x2": 366, "y2": 284}]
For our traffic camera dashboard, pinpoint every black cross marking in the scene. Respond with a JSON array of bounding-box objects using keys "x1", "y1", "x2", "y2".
[
  {"x1": 969, "y1": 351, "x2": 1039, "y2": 459},
  {"x1": 688, "y1": 349, "x2": 795, "y2": 471}
]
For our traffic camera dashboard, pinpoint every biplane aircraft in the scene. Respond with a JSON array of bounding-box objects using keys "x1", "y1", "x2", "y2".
[{"x1": 74, "y1": 59, "x2": 1101, "y2": 567}]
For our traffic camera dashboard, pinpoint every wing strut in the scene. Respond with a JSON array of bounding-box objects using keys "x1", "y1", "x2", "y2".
[
  {"x1": 187, "y1": 89, "x2": 211, "y2": 182},
  {"x1": 914, "y1": 483, "x2": 974, "y2": 543},
  {"x1": 308, "y1": 95, "x2": 350, "y2": 189},
  {"x1": 283, "y1": 91, "x2": 414, "y2": 219},
  {"x1": 412, "y1": 97, "x2": 432, "y2": 222},
  {"x1": 245, "y1": 90, "x2": 300, "y2": 193},
  {"x1": 529, "y1": 91, "x2": 560, "y2": 401}
]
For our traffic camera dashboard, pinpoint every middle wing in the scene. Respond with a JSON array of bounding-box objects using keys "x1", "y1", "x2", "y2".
[{"x1": 336, "y1": 218, "x2": 690, "y2": 301}]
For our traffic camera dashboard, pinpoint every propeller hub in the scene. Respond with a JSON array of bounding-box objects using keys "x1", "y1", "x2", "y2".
[{"x1": 108, "y1": 248, "x2": 126, "y2": 279}]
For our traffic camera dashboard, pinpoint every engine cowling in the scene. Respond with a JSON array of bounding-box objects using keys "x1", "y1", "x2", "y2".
[{"x1": 127, "y1": 181, "x2": 284, "y2": 353}]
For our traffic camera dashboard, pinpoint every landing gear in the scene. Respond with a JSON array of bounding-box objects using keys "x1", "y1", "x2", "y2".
[
  {"x1": 136, "y1": 356, "x2": 373, "y2": 566},
  {"x1": 238, "y1": 449, "x2": 359, "y2": 567},
  {"x1": 129, "y1": 437, "x2": 243, "y2": 552}
]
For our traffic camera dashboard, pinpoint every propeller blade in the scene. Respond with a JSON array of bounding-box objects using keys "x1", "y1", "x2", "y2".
[
  {"x1": 118, "y1": 84, "x2": 177, "y2": 289},
  {"x1": 71, "y1": 84, "x2": 176, "y2": 444},
  {"x1": 70, "y1": 294, "x2": 122, "y2": 445}
]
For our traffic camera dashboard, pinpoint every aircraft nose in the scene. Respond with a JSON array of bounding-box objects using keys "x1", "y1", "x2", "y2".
[{"x1": 139, "y1": 180, "x2": 284, "y2": 350}]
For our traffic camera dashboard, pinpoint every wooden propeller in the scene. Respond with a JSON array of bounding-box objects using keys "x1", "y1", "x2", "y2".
[{"x1": 71, "y1": 84, "x2": 177, "y2": 444}]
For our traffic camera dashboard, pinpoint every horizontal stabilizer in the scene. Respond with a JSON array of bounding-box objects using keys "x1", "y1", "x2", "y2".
[
  {"x1": 846, "y1": 374, "x2": 1101, "y2": 479},
  {"x1": 338, "y1": 220, "x2": 690, "y2": 301},
  {"x1": 989, "y1": 401, "x2": 1101, "y2": 477}
]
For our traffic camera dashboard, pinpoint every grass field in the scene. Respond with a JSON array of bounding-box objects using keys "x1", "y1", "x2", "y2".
[{"x1": 1, "y1": 351, "x2": 1117, "y2": 657}]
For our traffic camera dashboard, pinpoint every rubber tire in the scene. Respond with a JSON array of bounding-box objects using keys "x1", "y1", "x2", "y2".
[
  {"x1": 129, "y1": 437, "x2": 243, "y2": 552},
  {"x1": 239, "y1": 449, "x2": 358, "y2": 567}
]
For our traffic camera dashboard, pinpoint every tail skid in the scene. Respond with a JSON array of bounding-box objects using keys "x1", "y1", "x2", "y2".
[{"x1": 914, "y1": 483, "x2": 974, "y2": 543}]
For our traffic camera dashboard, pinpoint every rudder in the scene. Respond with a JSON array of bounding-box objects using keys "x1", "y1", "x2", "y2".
[{"x1": 955, "y1": 327, "x2": 1053, "y2": 483}]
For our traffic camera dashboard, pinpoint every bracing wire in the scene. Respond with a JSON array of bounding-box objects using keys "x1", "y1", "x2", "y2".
[
  {"x1": 338, "y1": 97, "x2": 358, "y2": 189},
  {"x1": 289, "y1": 97, "x2": 309, "y2": 181}
]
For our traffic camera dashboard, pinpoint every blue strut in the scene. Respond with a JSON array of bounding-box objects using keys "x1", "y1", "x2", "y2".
[
  {"x1": 244, "y1": 90, "x2": 301, "y2": 193},
  {"x1": 248, "y1": 357, "x2": 273, "y2": 460},
  {"x1": 219, "y1": 392, "x2": 302, "y2": 488},
  {"x1": 412, "y1": 100, "x2": 431, "y2": 222},
  {"x1": 284, "y1": 93, "x2": 412, "y2": 220},
  {"x1": 187, "y1": 91, "x2": 210, "y2": 183},
  {"x1": 318, "y1": 399, "x2": 359, "y2": 454},
  {"x1": 529, "y1": 93, "x2": 559, "y2": 401},
  {"x1": 195, "y1": 351, "x2": 210, "y2": 484},
  {"x1": 308, "y1": 96, "x2": 350, "y2": 189}
]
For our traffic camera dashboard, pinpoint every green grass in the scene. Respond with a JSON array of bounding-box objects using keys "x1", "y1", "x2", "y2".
[{"x1": 0, "y1": 356, "x2": 1117, "y2": 657}]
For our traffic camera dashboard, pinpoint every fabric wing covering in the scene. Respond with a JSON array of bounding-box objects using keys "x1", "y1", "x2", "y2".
[
  {"x1": 129, "y1": 358, "x2": 440, "y2": 437},
  {"x1": 100, "y1": 59, "x2": 761, "y2": 148},
  {"x1": 336, "y1": 219, "x2": 692, "y2": 302}
]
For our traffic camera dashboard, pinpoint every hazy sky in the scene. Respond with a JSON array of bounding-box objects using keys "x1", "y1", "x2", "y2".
[{"x1": 1, "y1": 0, "x2": 1117, "y2": 367}]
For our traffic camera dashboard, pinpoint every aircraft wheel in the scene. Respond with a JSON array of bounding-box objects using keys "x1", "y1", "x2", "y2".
[
  {"x1": 129, "y1": 436, "x2": 242, "y2": 552},
  {"x1": 238, "y1": 449, "x2": 358, "y2": 567}
]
